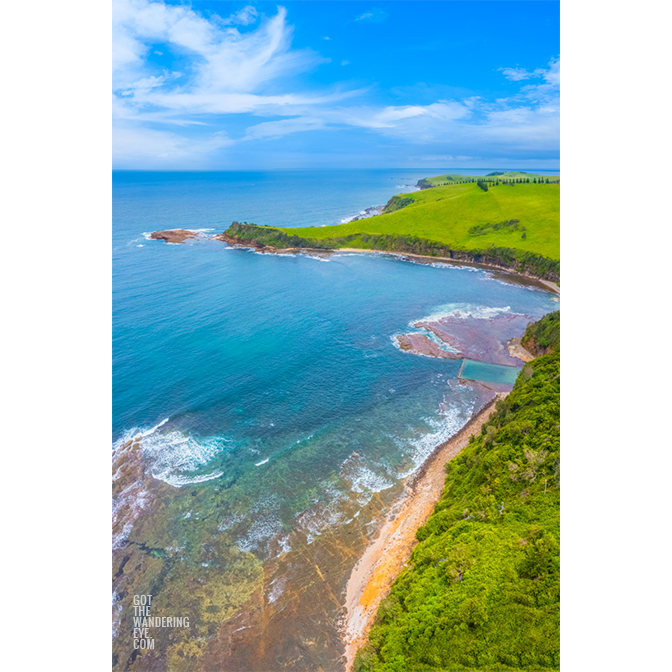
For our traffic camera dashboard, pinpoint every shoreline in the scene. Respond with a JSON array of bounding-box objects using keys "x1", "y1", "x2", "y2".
[
  {"x1": 336, "y1": 248, "x2": 560, "y2": 295},
  {"x1": 216, "y1": 239, "x2": 560, "y2": 295},
  {"x1": 151, "y1": 229, "x2": 559, "y2": 295},
  {"x1": 341, "y1": 393, "x2": 506, "y2": 671}
]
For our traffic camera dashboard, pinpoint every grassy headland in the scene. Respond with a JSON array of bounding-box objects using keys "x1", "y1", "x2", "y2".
[
  {"x1": 418, "y1": 171, "x2": 559, "y2": 189},
  {"x1": 291, "y1": 177, "x2": 559, "y2": 261},
  {"x1": 220, "y1": 172, "x2": 559, "y2": 282},
  {"x1": 353, "y1": 316, "x2": 560, "y2": 672}
]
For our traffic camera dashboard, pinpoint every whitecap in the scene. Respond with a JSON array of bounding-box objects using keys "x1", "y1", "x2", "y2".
[
  {"x1": 413, "y1": 303, "x2": 516, "y2": 324},
  {"x1": 117, "y1": 426, "x2": 229, "y2": 488},
  {"x1": 393, "y1": 393, "x2": 475, "y2": 478}
]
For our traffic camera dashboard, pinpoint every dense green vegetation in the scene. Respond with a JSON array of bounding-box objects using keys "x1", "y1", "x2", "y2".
[
  {"x1": 384, "y1": 195, "x2": 415, "y2": 214},
  {"x1": 521, "y1": 311, "x2": 560, "y2": 357},
  {"x1": 223, "y1": 172, "x2": 560, "y2": 279},
  {"x1": 222, "y1": 223, "x2": 559, "y2": 281},
  {"x1": 422, "y1": 172, "x2": 559, "y2": 188},
  {"x1": 354, "y1": 333, "x2": 560, "y2": 672},
  {"x1": 468, "y1": 219, "x2": 520, "y2": 237},
  {"x1": 284, "y1": 177, "x2": 559, "y2": 261}
]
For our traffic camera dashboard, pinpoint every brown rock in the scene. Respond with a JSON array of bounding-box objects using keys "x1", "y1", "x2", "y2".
[{"x1": 150, "y1": 229, "x2": 200, "y2": 244}]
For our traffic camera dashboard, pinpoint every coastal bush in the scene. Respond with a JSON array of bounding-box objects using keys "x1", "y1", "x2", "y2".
[
  {"x1": 223, "y1": 223, "x2": 560, "y2": 282},
  {"x1": 468, "y1": 219, "x2": 520, "y2": 236},
  {"x1": 353, "y1": 333, "x2": 560, "y2": 672},
  {"x1": 521, "y1": 311, "x2": 560, "y2": 356},
  {"x1": 383, "y1": 195, "x2": 415, "y2": 214}
]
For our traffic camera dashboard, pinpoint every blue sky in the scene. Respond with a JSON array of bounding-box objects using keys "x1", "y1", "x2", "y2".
[{"x1": 113, "y1": 1, "x2": 559, "y2": 170}]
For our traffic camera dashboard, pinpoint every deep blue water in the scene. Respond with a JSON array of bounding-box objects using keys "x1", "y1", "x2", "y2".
[{"x1": 113, "y1": 169, "x2": 558, "y2": 550}]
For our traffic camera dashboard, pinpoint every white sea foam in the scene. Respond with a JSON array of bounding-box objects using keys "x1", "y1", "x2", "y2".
[
  {"x1": 161, "y1": 471, "x2": 224, "y2": 486},
  {"x1": 267, "y1": 575, "x2": 287, "y2": 604},
  {"x1": 255, "y1": 458, "x2": 269, "y2": 466},
  {"x1": 277, "y1": 534, "x2": 292, "y2": 556},
  {"x1": 349, "y1": 465, "x2": 394, "y2": 494},
  {"x1": 295, "y1": 482, "x2": 351, "y2": 544},
  {"x1": 414, "y1": 303, "x2": 515, "y2": 324},
  {"x1": 126, "y1": 427, "x2": 228, "y2": 488},
  {"x1": 236, "y1": 515, "x2": 284, "y2": 554},
  {"x1": 299, "y1": 254, "x2": 331, "y2": 262},
  {"x1": 394, "y1": 394, "x2": 475, "y2": 478}
]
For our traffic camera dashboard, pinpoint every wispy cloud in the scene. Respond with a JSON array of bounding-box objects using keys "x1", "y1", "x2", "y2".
[
  {"x1": 113, "y1": 126, "x2": 233, "y2": 168},
  {"x1": 355, "y1": 9, "x2": 389, "y2": 24},
  {"x1": 221, "y1": 6, "x2": 259, "y2": 27},
  {"x1": 113, "y1": 0, "x2": 333, "y2": 129},
  {"x1": 112, "y1": 0, "x2": 558, "y2": 168}
]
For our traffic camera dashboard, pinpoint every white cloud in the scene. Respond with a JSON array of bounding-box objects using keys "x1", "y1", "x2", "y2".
[
  {"x1": 113, "y1": 1, "x2": 326, "y2": 102},
  {"x1": 221, "y1": 6, "x2": 259, "y2": 27},
  {"x1": 112, "y1": 1, "x2": 558, "y2": 167},
  {"x1": 113, "y1": 126, "x2": 232, "y2": 168},
  {"x1": 244, "y1": 117, "x2": 325, "y2": 140},
  {"x1": 355, "y1": 9, "x2": 388, "y2": 24}
]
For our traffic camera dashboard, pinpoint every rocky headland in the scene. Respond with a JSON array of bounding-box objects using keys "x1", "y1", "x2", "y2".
[{"x1": 149, "y1": 229, "x2": 203, "y2": 244}]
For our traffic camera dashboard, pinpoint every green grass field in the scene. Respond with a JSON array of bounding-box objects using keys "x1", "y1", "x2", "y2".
[
  {"x1": 422, "y1": 171, "x2": 559, "y2": 187},
  {"x1": 282, "y1": 176, "x2": 559, "y2": 261}
]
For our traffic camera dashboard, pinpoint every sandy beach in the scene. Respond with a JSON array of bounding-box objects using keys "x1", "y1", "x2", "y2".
[{"x1": 341, "y1": 393, "x2": 507, "y2": 671}]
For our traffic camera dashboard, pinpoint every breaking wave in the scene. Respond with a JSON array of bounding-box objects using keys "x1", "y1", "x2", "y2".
[{"x1": 414, "y1": 302, "x2": 516, "y2": 324}]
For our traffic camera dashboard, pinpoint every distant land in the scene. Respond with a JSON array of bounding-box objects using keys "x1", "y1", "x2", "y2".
[{"x1": 212, "y1": 172, "x2": 560, "y2": 282}]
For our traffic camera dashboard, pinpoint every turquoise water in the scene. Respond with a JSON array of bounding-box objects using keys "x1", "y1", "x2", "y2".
[
  {"x1": 460, "y1": 359, "x2": 523, "y2": 385},
  {"x1": 112, "y1": 170, "x2": 559, "y2": 670}
]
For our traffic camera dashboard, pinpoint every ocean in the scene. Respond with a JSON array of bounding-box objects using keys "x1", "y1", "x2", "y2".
[{"x1": 112, "y1": 170, "x2": 559, "y2": 671}]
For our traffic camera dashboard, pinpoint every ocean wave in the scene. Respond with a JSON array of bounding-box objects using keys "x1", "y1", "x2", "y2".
[
  {"x1": 394, "y1": 394, "x2": 475, "y2": 478},
  {"x1": 341, "y1": 453, "x2": 395, "y2": 496},
  {"x1": 413, "y1": 302, "x2": 516, "y2": 324},
  {"x1": 114, "y1": 421, "x2": 229, "y2": 488},
  {"x1": 237, "y1": 515, "x2": 284, "y2": 554}
]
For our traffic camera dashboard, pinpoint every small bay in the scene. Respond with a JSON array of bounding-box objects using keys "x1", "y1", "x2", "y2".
[{"x1": 113, "y1": 170, "x2": 558, "y2": 671}]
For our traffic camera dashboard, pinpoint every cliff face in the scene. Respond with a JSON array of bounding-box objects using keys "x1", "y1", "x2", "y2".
[
  {"x1": 521, "y1": 310, "x2": 560, "y2": 357},
  {"x1": 212, "y1": 232, "x2": 274, "y2": 251}
]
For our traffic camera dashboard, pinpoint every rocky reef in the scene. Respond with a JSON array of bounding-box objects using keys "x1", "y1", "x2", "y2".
[
  {"x1": 396, "y1": 311, "x2": 533, "y2": 367},
  {"x1": 149, "y1": 230, "x2": 202, "y2": 244}
]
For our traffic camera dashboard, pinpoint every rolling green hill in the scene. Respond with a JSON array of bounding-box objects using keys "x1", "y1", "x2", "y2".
[
  {"x1": 420, "y1": 172, "x2": 559, "y2": 188},
  {"x1": 285, "y1": 179, "x2": 559, "y2": 261},
  {"x1": 220, "y1": 173, "x2": 560, "y2": 281}
]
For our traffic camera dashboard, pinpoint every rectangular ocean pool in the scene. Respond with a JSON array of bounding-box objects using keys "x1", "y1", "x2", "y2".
[{"x1": 459, "y1": 359, "x2": 522, "y2": 385}]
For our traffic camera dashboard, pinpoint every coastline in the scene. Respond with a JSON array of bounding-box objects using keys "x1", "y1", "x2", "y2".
[
  {"x1": 336, "y1": 248, "x2": 560, "y2": 295},
  {"x1": 342, "y1": 393, "x2": 506, "y2": 671},
  {"x1": 212, "y1": 237, "x2": 560, "y2": 295},
  {"x1": 151, "y1": 228, "x2": 559, "y2": 294}
]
